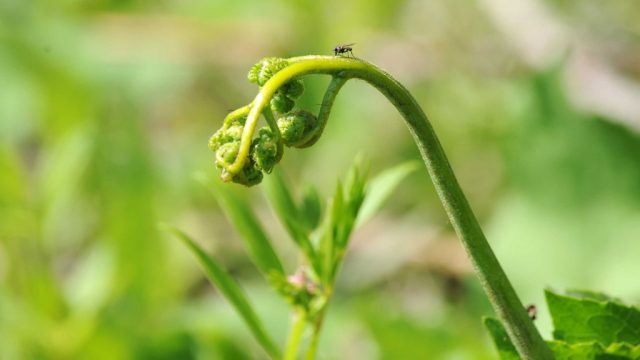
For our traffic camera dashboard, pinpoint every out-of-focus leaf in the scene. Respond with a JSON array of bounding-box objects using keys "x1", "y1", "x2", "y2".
[
  {"x1": 546, "y1": 290, "x2": 640, "y2": 346},
  {"x1": 165, "y1": 226, "x2": 281, "y2": 359},
  {"x1": 196, "y1": 174, "x2": 284, "y2": 280},
  {"x1": 262, "y1": 169, "x2": 301, "y2": 226},
  {"x1": 317, "y1": 160, "x2": 368, "y2": 283},
  {"x1": 262, "y1": 169, "x2": 319, "y2": 273},
  {"x1": 483, "y1": 317, "x2": 520, "y2": 360},
  {"x1": 299, "y1": 185, "x2": 322, "y2": 230},
  {"x1": 340, "y1": 159, "x2": 367, "y2": 246},
  {"x1": 356, "y1": 161, "x2": 418, "y2": 227},
  {"x1": 317, "y1": 180, "x2": 344, "y2": 282}
]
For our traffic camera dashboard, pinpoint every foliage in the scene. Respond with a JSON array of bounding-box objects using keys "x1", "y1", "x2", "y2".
[
  {"x1": 485, "y1": 290, "x2": 640, "y2": 359},
  {"x1": 1, "y1": 1, "x2": 639, "y2": 359},
  {"x1": 204, "y1": 53, "x2": 557, "y2": 358},
  {"x1": 169, "y1": 160, "x2": 416, "y2": 358}
]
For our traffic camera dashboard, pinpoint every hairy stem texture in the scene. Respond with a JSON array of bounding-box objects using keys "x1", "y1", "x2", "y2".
[{"x1": 246, "y1": 56, "x2": 553, "y2": 360}]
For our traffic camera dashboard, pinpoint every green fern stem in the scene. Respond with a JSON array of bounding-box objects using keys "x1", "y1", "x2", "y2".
[{"x1": 228, "y1": 55, "x2": 552, "y2": 359}]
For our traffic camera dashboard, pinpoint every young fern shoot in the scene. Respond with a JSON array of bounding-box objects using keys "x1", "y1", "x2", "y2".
[{"x1": 207, "y1": 55, "x2": 553, "y2": 359}]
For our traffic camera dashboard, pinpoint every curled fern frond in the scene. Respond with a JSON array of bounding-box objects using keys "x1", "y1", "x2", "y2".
[
  {"x1": 224, "y1": 159, "x2": 263, "y2": 187},
  {"x1": 248, "y1": 57, "x2": 289, "y2": 86},
  {"x1": 208, "y1": 54, "x2": 554, "y2": 360},
  {"x1": 270, "y1": 92, "x2": 295, "y2": 113},
  {"x1": 252, "y1": 127, "x2": 280, "y2": 173},
  {"x1": 277, "y1": 110, "x2": 318, "y2": 148},
  {"x1": 281, "y1": 79, "x2": 304, "y2": 99}
]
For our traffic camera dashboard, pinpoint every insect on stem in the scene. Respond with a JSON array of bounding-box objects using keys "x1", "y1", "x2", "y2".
[{"x1": 333, "y1": 43, "x2": 355, "y2": 58}]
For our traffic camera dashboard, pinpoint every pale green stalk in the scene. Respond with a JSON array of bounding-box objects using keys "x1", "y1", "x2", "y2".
[{"x1": 284, "y1": 311, "x2": 307, "y2": 360}]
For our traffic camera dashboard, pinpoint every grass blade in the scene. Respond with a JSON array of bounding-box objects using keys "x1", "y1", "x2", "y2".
[
  {"x1": 263, "y1": 169, "x2": 320, "y2": 273},
  {"x1": 165, "y1": 226, "x2": 281, "y2": 359},
  {"x1": 197, "y1": 174, "x2": 285, "y2": 280},
  {"x1": 355, "y1": 161, "x2": 419, "y2": 227}
]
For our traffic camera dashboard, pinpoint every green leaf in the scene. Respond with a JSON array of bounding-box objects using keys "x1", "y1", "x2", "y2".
[
  {"x1": 547, "y1": 341, "x2": 604, "y2": 360},
  {"x1": 317, "y1": 180, "x2": 344, "y2": 283},
  {"x1": 299, "y1": 185, "x2": 322, "y2": 230},
  {"x1": 547, "y1": 340, "x2": 640, "y2": 359},
  {"x1": 546, "y1": 341, "x2": 640, "y2": 360},
  {"x1": 262, "y1": 169, "x2": 301, "y2": 225},
  {"x1": 565, "y1": 290, "x2": 621, "y2": 303},
  {"x1": 197, "y1": 174, "x2": 284, "y2": 280},
  {"x1": 341, "y1": 159, "x2": 367, "y2": 243},
  {"x1": 262, "y1": 169, "x2": 320, "y2": 274},
  {"x1": 605, "y1": 343, "x2": 640, "y2": 359},
  {"x1": 164, "y1": 226, "x2": 281, "y2": 359},
  {"x1": 356, "y1": 161, "x2": 419, "y2": 227},
  {"x1": 483, "y1": 317, "x2": 520, "y2": 360},
  {"x1": 318, "y1": 160, "x2": 368, "y2": 283},
  {"x1": 546, "y1": 290, "x2": 640, "y2": 346}
]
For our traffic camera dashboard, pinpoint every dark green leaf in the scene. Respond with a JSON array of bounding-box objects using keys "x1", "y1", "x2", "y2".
[
  {"x1": 197, "y1": 174, "x2": 284, "y2": 280},
  {"x1": 483, "y1": 317, "x2": 520, "y2": 360},
  {"x1": 546, "y1": 290, "x2": 640, "y2": 346},
  {"x1": 164, "y1": 226, "x2": 281, "y2": 359}
]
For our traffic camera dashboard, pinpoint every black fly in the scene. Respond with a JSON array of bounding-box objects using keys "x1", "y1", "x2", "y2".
[{"x1": 333, "y1": 43, "x2": 355, "y2": 57}]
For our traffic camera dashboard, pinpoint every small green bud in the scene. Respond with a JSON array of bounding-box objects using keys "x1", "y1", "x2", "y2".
[
  {"x1": 232, "y1": 160, "x2": 264, "y2": 186},
  {"x1": 277, "y1": 114, "x2": 305, "y2": 145},
  {"x1": 251, "y1": 127, "x2": 280, "y2": 173},
  {"x1": 247, "y1": 57, "x2": 289, "y2": 86},
  {"x1": 277, "y1": 109, "x2": 318, "y2": 147},
  {"x1": 215, "y1": 141, "x2": 240, "y2": 169},
  {"x1": 208, "y1": 129, "x2": 225, "y2": 152},
  {"x1": 269, "y1": 268, "x2": 322, "y2": 314},
  {"x1": 247, "y1": 62, "x2": 261, "y2": 84},
  {"x1": 281, "y1": 79, "x2": 304, "y2": 99},
  {"x1": 211, "y1": 111, "x2": 264, "y2": 187},
  {"x1": 209, "y1": 119, "x2": 246, "y2": 152},
  {"x1": 270, "y1": 92, "x2": 295, "y2": 114},
  {"x1": 225, "y1": 124, "x2": 244, "y2": 141},
  {"x1": 227, "y1": 115, "x2": 247, "y2": 127}
]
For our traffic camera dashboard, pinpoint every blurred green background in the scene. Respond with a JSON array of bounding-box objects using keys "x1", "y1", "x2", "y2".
[{"x1": 1, "y1": 0, "x2": 640, "y2": 359}]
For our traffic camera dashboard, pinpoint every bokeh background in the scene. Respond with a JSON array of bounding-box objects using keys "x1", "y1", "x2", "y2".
[{"x1": 1, "y1": 0, "x2": 640, "y2": 359}]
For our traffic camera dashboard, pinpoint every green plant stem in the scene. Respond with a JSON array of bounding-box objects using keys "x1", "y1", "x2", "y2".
[
  {"x1": 235, "y1": 56, "x2": 553, "y2": 359},
  {"x1": 302, "y1": 315, "x2": 324, "y2": 360},
  {"x1": 299, "y1": 76, "x2": 347, "y2": 148},
  {"x1": 262, "y1": 107, "x2": 285, "y2": 163},
  {"x1": 284, "y1": 311, "x2": 307, "y2": 360},
  {"x1": 303, "y1": 333, "x2": 319, "y2": 360}
]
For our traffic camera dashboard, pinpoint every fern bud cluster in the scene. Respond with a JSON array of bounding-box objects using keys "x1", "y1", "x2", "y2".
[{"x1": 210, "y1": 57, "x2": 324, "y2": 186}]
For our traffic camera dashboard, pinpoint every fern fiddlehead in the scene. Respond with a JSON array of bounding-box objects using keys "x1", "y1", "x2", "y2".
[{"x1": 209, "y1": 55, "x2": 553, "y2": 360}]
